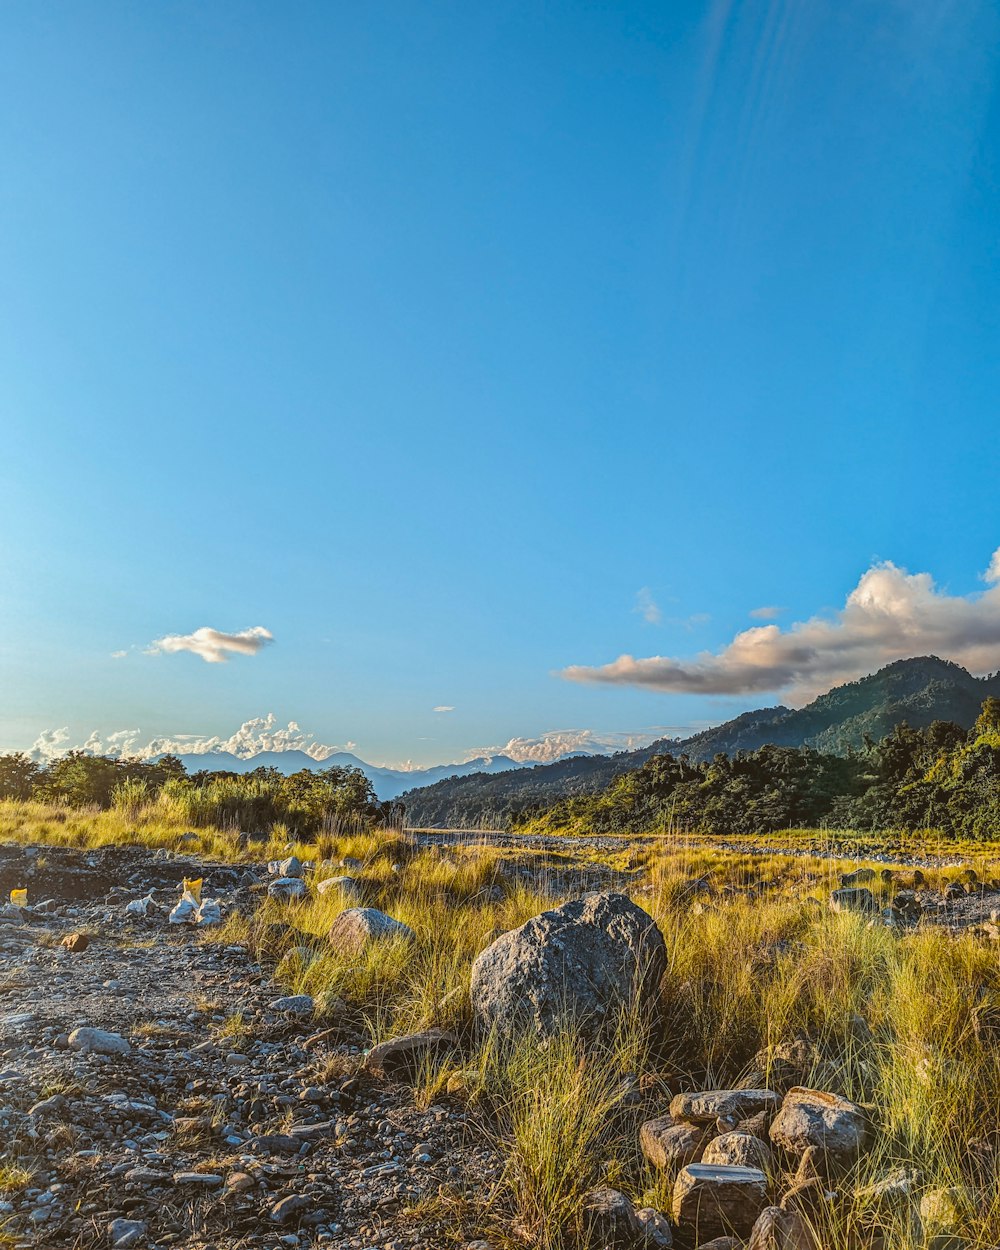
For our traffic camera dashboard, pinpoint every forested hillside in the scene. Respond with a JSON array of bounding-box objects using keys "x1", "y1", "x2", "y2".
[
  {"x1": 519, "y1": 700, "x2": 1000, "y2": 839},
  {"x1": 403, "y1": 657, "x2": 1000, "y2": 827}
]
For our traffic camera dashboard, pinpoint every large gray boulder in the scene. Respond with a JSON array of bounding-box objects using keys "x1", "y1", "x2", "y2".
[{"x1": 469, "y1": 892, "x2": 667, "y2": 1043}]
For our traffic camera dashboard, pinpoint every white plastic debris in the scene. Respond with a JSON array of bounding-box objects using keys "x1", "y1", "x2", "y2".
[
  {"x1": 195, "y1": 898, "x2": 222, "y2": 925},
  {"x1": 168, "y1": 891, "x2": 199, "y2": 924},
  {"x1": 125, "y1": 895, "x2": 159, "y2": 918}
]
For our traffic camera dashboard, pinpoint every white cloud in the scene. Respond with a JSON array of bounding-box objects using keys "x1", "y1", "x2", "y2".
[
  {"x1": 749, "y1": 605, "x2": 783, "y2": 620},
  {"x1": 146, "y1": 626, "x2": 273, "y2": 664},
  {"x1": 27, "y1": 727, "x2": 70, "y2": 763},
  {"x1": 634, "y1": 588, "x2": 662, "y2": 625},
  {"x1": 433, "y1": 706, "x2": 455, "y2": 713},
  {"x1": 562, "y1": 551, "x2": 1000, "y2": 705},
  {"x1": 110, "y1": 650, "x2": 128, "y2": 659}
]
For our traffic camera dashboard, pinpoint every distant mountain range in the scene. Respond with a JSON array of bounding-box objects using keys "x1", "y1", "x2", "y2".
[
  {"x1": 400, "y1": 656, "x2": 1000, "y2": 827},
  {"x1": 165, "y1": 748, "x2": 529, "y2": 801}
]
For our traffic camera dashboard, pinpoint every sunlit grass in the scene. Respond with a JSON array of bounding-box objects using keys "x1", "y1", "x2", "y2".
[{"x1": 8, "y1": 802, "x2": 1000, "y2": 1246}]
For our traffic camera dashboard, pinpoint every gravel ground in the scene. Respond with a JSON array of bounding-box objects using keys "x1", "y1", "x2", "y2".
[{"x1": 0, "y1": 844, "x2": 501, "y2": 1250}]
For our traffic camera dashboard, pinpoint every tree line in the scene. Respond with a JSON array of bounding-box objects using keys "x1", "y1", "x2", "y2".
[
  {"x1": 518, "y1": 698, "x2": 1000, "y2": 839},
  {"x1": 0, "y1": 750, "x2": 397, "y2": 837}
]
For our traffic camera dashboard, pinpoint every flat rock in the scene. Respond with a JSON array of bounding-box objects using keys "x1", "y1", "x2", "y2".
[
  {"x1": 365, "y1": 1029, "x2": 458, "y2": 1080},
  {"x1": 670, "y1": 1088, "x2": 779, "y2": 1127},
  {"x1": 672, "y1": 1163, "x2": 769, "y2": 1241}
]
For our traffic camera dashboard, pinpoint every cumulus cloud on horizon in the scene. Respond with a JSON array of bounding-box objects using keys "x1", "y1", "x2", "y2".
[
  {"x1": 146, "y1": 626, "x2": 274, "y2": 664},
  {"x1": 562, "y1": 550, "x2": 1000, "y2": 706}
]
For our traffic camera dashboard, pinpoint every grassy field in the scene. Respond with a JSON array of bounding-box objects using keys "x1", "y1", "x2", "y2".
[{"x1": 5, "y1": 800, "x2": 1000, "y2": 1246}]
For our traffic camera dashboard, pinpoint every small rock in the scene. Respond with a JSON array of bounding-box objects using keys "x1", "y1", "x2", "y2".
[
  {"x1": 640, "y1": 1115, "x2": 713, "y2": 1173},
  {"x1": 769, "y1": 1087, "x2": 869, "y2": 1172},
  {"x1": 670, "y1": 1088, "x2": 779, "y2": 1127},
  {"x1": 108, "y1": 1218, "x2": 146, "y2": 1248},
  {"x1": 830, "y1": 887, "x2": 878, "y2": 914},
  {"x1": 748, "y1": 1207, "x2": 813, "y2": 1250},
  {"x1": 580, "y1": 1187, "x2": 645, "y2": 1249},
  {"x1": 365, "y1": 1029, "x2": 458, "y2": 1080},
  {"x1": 271, "y1": 1193, "x2": 311, "y2": 1224},
  {"x1": 702, "y1": 1131, "x2": 773, "y2": 1172},
  {"x1": 327, "y1": 907, "x2": 414, "y2": 957},
  {"x1": 271, "y1": 995, "x2": 314, "y2": 1017},
  {"x1": 61, "y1": 932, "x2": 90, "y2": 953},
  {"x1": 269, "y1": 877, "x2": 308, "y2": 901},
  {"x1": 67, "y1": 1027, "x2": 130, "y2": 1056}
]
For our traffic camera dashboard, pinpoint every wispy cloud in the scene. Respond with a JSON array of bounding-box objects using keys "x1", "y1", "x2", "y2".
[
  {"x1": 749, "y1": 605, "x2": 783, "y2": 620},
  {"x1": 562, "y1": 549, "x2": 1000, "y2": 705},
  {"x1": 146, "y1": 625, "x2": 273, "y2": 664},
  {"x1": 433, "y1": 705, "x2": 455, "y2": 713},
  {"x1": 634, "y1": 587, "x2": 662, "y2": 625},
  {"x1": 110, "y1": 650, "x2": 128, "y2": 659}
]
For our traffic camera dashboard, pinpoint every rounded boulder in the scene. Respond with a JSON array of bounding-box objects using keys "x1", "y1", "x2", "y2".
[{"x1": 469, "y1": 891, "x2": 666, "y2": 1044}]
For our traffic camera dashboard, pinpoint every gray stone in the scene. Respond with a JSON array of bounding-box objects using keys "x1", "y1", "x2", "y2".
[
  {"x1": 702, "y1": 1130, "x2": 773, "y2": 1172},
  {"x1": 364, "y1": 1029, "x2": 458, "y2": 1081},
  {"x1": 634, "y1": 1206, "x2": 673, "y2": 1247},
  {"x1": 270, "y1": 995, "x2": 314, "y2": 1017},
  {"x1": 327, "y1": 907, "x2": 414, "y2": 957},
  {"x1": 580, "y1": 1187, "x2": 645, "y2": 1249},
  {"x1": 748, "y1": 1207, "x2": 813, "y2": 1250},
  {"x1": 769, "y1": 1087, "x2": 869, "y2": 1171},
  {"x1": 470, "y1": 892, "x2": 666, "y2": 1043},
  {"x1": 670, "y1": 1088, "x2": 779, "y2": 1127},
  {"x1": 672, "y1": 1164, "x2": 769, "y2": 1240},
  {"x1": 67, "y1": 1027, "x2": 130, "y2": 1056},
  {"x1": 830, "y1": 888, "x2": 878, "y2": 914},
  {"x1": 108, "y1": 1218, "x2": 146, "y2": 1248},
  {"x1": 840, "y1": 867, "x2": 876, "y2": 887},
  {"x1": 268, "y1": 877, "x2": 308, "y2": 901},
  {"x1": 270, "y1": 1193, "x2": 311, "y2": 1224},
  {"x1": 640, "y1": 1115, "x2": 713, "y2": 1173},
  {"x1": 316, "y1": 875, "x2": 361, "y2": 898}
]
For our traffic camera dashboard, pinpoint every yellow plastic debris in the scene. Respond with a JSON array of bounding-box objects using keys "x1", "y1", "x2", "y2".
[
  {"x1": 183, "y1": 877, "x2": 203, "y2": 904},
  {"x1": 10, "y1": 888, "x2": 27, "y2": 907}
]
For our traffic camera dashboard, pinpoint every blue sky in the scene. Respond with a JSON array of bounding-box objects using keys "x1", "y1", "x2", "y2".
[{"x1": 2, "y1": 1, "x2": 1000, "y2": 767}]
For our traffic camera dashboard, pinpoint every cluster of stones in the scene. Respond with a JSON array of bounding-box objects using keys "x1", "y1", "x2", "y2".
[{"x1": 617, "y1": 1081, "x2": 869, "y2": 1247}]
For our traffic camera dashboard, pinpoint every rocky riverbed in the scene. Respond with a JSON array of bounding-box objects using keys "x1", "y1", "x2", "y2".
[{"x1": 0, "y1": 844, "x2": 500, "y2": 1250}]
